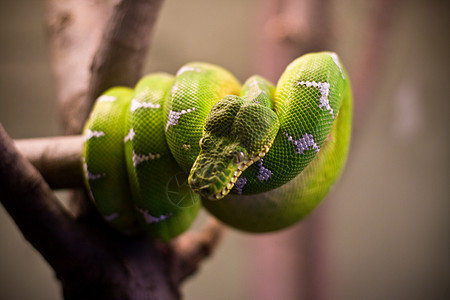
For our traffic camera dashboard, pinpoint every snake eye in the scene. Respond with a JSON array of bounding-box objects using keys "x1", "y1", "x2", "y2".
[{"x1": 234, "y1": 151, "x2": 246, "y2": 164}]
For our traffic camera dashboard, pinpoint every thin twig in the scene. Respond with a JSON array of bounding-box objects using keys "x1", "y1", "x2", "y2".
[{"x1": 171, "y1": 218, "x2": 226, "y2": 284}]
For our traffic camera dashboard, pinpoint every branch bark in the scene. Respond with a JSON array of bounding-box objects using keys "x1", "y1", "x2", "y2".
[
  {"x1": 0, "y1": 124, "x2": 107, "y2": 286},
  {"x1": 14, "y1": 135, "x2": 84, "y2": 189},
  {"x1": 46, "y1": 0, "x2": 164, "y2": 135},
  {"x1": 47, "y1": 0, "x2": 165, "y2": 217},
  {"x1": 46, "y1": 0, "x2": 111, "y2": 217},
  {"x1": 86, "y1": 0, "x2": 165, "y2": 127},
  {"x1": 45, "y1": 0, "x2": 110, "y2": 134},
  {"x1": 171, "y1": 218, "x2": 225, "y2": 284}
]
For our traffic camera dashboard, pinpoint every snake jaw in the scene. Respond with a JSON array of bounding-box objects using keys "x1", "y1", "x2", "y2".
[{"x1": 206, "y1": 142, "x2": 272, "y2": 200}]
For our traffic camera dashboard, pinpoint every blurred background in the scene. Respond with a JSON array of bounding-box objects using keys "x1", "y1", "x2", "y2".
[{"x1": 0, "y1": 0, "x2": 448, "y2": 299}]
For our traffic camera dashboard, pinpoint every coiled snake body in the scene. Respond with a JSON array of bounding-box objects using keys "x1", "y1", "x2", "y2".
[{"x1": 82, "y1": 52, "x2": 352, "y2": 240}]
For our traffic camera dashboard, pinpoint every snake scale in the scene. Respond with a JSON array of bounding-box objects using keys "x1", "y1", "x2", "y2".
[{"x1": 82, "y1": 52, "x2": 352, "y2": 241}]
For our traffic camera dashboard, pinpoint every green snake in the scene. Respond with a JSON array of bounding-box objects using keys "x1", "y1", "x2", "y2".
[{"x1": 82, "y1": 52, "x2": 352, "y2": 240}]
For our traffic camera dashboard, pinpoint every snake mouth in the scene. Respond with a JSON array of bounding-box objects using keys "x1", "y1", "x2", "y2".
[{"x1": 209, "y1": 142, "x2": 272, "y2": 200}]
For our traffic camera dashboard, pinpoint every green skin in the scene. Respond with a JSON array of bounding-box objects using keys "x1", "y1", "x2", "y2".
[
  {"x1": 83, "y1": 75, "x2": 204, "y2": 241},
  {"x1": 82, "y1": 51, "x2": 352, "y2": 238},
  {"x1": 191, "y1": 52, "x2": 352, "y2": 231},
  {"x1": 123, "y1": 74, "x2": 201, "y2": 241},
  {"x1": 82, "y1": 87, "x2": 141, "y2": 234}
]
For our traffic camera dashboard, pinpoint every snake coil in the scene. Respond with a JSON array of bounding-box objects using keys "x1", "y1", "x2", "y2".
[{"x1": 82, "y1": 52, "x2": 352, "y2": 241}]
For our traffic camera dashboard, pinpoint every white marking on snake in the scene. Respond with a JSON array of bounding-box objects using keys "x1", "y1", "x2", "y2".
[
  {"x1": 97, "y1": 95, "x2": 117, "y2": 102},
  {"x1": 247, "y1": 78, "x2": 266, "y2": 87},
  {"x1": 165, "y1": 107, "x2": 197, "y2": 131},
  {"x1": 284, "y1": 132, "x2": 320, "y2": 154},
  {"x1": 123, "y1": 128, "x2": 135, "y2": 142},
  {"x1": 298, "y1": 81, "x2": 334, "y2": 118},
  {"x1": 84, "y1": 129, "x2": 105, "y2": 141},
  {"x1": 171, "y1": 83, "x2": 179, "y2": 95},
  {"x1": 233, "y1": 177, "x2": 247, "y2": 194},
  {"x1": 330, "y1": 53, "x2": 345, "y2": 79},
  {"x1": 176, "y1": 66, "x2": 202, "y2": 76},
  {"x1": 257, "y1": 159, "x2": 273, "y2": 182},
  {"x1": 130, "y1": 99, "x2": 160, "y2": 111},
  {"x1": 248, "y1": 88, "x2": 264, "y2": 101},
  {"x1": 132, "y1": 150, "x2": 161, "y2": 167},
  {"x1": 104, "y1": 213, "x2": 119, "y2": 222},
  {"x1": 83, "y1": 162, "x2": 106, "y2": 180},
  {"x1": 137, "y1": 207, "x2": 172, "y2": 224}
]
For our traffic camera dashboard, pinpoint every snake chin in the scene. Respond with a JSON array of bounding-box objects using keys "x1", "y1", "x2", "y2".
[
  {"x1": 192, "y1": 142, "x2": 272, "y2": 201},
  {"x1": 215, "y1": 146, "x2": 271, "y2": 200}
]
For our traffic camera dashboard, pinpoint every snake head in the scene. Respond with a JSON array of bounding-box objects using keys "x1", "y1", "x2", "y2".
[{"x1": 188, "y1": 95, "x2": 279, "y2": 200}]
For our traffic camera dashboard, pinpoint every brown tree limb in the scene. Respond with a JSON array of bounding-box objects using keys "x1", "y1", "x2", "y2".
[
  {"x1": 46, "y1": 0, "x2": 165, "y2": 217},
  {"x1": 45, "y1": 0, "x2": 110, "y2": 135},
  {"x1": 2, "y1": 122, "x2": 225, "y2": 299},
  {"x1": 0, "y1": 123, "x2": 105, "y2": 282},
  {"x1": 86, "y1": 0, "x2": 165, "y2": 129},
  {"x1": 12, "y1": 134, "x2": 226, "y2": 279},
  {"x1": 46, "y1": 0, "x2": 111, "y2": 217},
  {"x1": 170, "y1": 218, "x2": 226, "y2": 284},
  {"x1": 46, "y1": 0, "x2": 165, "y2": 136},
  {"x1": 12, "y1": 133, "x2": 226, "y2": 274},
  {"x1": 14, "y1": 135, "x2": 84, "y2": 189}
]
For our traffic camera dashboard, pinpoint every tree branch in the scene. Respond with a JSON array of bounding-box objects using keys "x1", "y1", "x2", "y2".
[
  {"x1": 46, "y1": 0, "x2": 111, "y2": 217},
  {"x1": 14, "y1": 135, "x2": 84, "y2": 189},
  {"x1": 0, "y1": 124, "x2": 101, "y2": 279},
  {"x1": 86, "y1": 0, "x2": 165, "y2": 128},
  {"x1": 12, "y1": 132, "x2": 227, "y2": 282},
  {"x1": 45, "y1": 0, "x2": 110, "y2": 134},
  {"x1": 46, "y1": 0, "x2": 165, "y2": 217},
  {"x1": 170, "y1": 218, "x2": 225, "y2": 284},
  {"x1": 3, "y1": 122, "x2": 225, "y2": 298}
]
